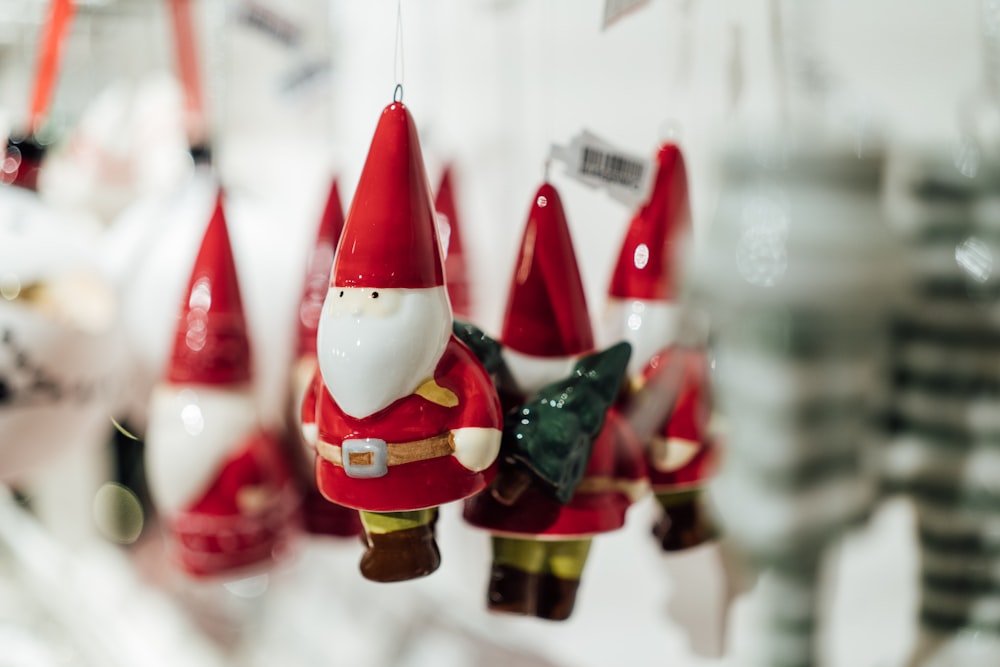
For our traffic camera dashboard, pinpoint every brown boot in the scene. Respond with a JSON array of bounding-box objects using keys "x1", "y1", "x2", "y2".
[
  {"x1": 487, "y1": 564, "x2": 539, "y2": 615},
  {"x1": 359, "y1": 525, "x2": 440, "y2": 582},
  {"x1": 653, "y1": 499, "x2": 717, "y2": 552},
  {"x1": 536, "y1": 574, "x2": 580, "y2": 621}
]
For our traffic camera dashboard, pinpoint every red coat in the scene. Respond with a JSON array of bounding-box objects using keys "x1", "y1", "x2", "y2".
[
  {"x1": 168, "y1": 429, "x2": 300, "y2": 577},
  {"x1": 639, "y1": 347, "x2": 717, "y2": 493},
  {"x1": 463, "y1": 409, "x2": 648, "y2": 538},
  {"x1": 303, "y1": 335, "x2": 502, "y2": 512}
]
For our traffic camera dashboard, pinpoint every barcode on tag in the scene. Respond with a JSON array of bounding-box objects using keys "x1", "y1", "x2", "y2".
[
  {"x1": 550, "y1": 130, "x2": 653, "y2": 207},
  {"x1": 580, "y1": 146, "x2": 646, "y2": 189},
  {"x1": 603, "y1": 0, "x2": 650, "y2": 29}
]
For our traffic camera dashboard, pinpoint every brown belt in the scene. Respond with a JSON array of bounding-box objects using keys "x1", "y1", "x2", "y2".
[
  {"x1": 317, "y1": 433, "x2": 455, "y2": 468},
  {"x1": 574, "y1": 476, "x2": 649, "y2": 501}
]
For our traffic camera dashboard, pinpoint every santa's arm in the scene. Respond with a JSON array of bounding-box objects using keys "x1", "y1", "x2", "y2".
[
  {"x1": 651, "y1": 360, "x2": 710, "y2": 474},
  {"x1": 452, "y1": 428, "x2": 502, "y2": 472},
  {"x1": 448, "y1": 337, "x2": 503, "y2": 472},
  {"x1": 607, "y1": 411, "x2": 650, "y2": 503},
  {"x1": 300, "y1": 367, "x2": 321, "y2": 450}
]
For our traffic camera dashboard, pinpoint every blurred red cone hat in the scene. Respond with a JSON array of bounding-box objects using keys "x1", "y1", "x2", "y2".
[
  {"x1": 296, "y1": 178, "x2": 345, "y2": 357},
  {"x1": 166, "y1": 190, "x2": 251, "y2": 385},
  {"x1": 501, "y1": 182, "x2": 593, "y2": 357},
  {"x1": 608, "y1": 143, "x2": 691, "y2": 302}
]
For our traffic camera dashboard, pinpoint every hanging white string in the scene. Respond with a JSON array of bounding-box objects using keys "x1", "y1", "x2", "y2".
[
  {"x1": 393, "y1": 0, "x2": 404, "y2": 102},
  {"x1": 669, "y1": 0, "x2": 694, "y2": 100},
  {"x1": 769, "y1": 0, "x2": 788, "y2": 122},
  {"x1": 727, "y1": 22, "x2": 744, "y2": 119},
  {"x1": 770, "y1": 0, "x2": 827, "y2": 123},
  {"x1": 982, "y1": 0, "x2": 1000, "y2": 99},
  {"x1": 661, "y1": 0, "x2": 694, "y2": 140}
]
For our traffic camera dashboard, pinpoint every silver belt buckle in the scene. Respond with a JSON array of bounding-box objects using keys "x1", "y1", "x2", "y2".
[{"x1": 341, "y1": 438, "x2": 388, "y2": 478}]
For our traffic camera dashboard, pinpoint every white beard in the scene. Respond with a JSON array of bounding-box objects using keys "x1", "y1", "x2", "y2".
[
  {"x1": 145, "y1": 384, "x2": 257, "y2": 515},
  {"x1": 501, "y1": 348, "x2": 579, "y2": 397},
  {"x1": 317, "y1": 287, "x2": 451, "y2": 419},
  {"x1": 601, "y1": 298, "x2": 679, "y2": 378}
]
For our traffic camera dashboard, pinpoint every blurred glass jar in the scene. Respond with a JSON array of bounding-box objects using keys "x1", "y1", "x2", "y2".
[{"x1": 692, "y1": 123, "x2": 903, "y2": 561}]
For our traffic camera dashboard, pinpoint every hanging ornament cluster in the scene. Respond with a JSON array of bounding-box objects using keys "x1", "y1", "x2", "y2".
[
  {"x1": 7, "y1": 3, "x2": 975, "y2": 664},
  {"x1": 276, "y1": 84, "x2": 718, "y2": 622}
]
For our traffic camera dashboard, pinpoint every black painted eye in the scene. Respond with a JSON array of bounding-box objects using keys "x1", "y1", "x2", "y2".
[
  {"x1": 371, "y1": 291, "x2": 379, "y2": 299},
  {"x1": 339, "y1": 290, "x2": 344, "y2": 297}
]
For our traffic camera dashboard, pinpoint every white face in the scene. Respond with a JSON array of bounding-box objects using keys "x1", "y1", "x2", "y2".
[
  {"x1": 501, "y1": 349, "x2": 579, "y2": 397},
  {"x1": 317, "y1": 286, "x2": 451, "y2": 419},
  {"x1": 602, "y1": 298, "x2": 679, "y2": 378},
  {"x1": 145, "y1": 384, "x2": 257, "y2": 515}
]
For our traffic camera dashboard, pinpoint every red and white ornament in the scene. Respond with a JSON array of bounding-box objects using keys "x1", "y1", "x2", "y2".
[
  {"x1": 604, "y1": 141, "x2": 718, "y2": 551},
  {"x1": 603, "y1": 142, "x2": 691, "y2": 377},
  {"x1": 302, "y1": 100, "x2": 502, "y2": 582},
  {"x1": 145, "y1": 192, "x2": 299, "y2": 577},
  {"x1": 463, "y1": 181, "x2": 648, "y2": 620},
  {"x1": 290, "y1": 177, "x2": 361, "y2": 538}
]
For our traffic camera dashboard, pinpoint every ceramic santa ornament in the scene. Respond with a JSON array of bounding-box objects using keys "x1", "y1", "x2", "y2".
[
  {"x1": 145, "y1": 192, "x2": 299, "y2": 577},
  {"x1": 301, "y1": 100, "x2": 502, "y2": 583},
  {"x1": 463, "y1": 182, "x2": 647, "y2": 620},
  {"x1": 604, "y1": 142, "x2": 717, "y2": 550},
  {"x1": 433, "y1": 166, "x2": 472, "y2": 320},
  {"x1": 290, "y1": 178, "x2": 362, "y2": 538}
]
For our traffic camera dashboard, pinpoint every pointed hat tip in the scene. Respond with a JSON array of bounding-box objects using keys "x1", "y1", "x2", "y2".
[{"x1": 333, "y1": 98, "x2": 442, "y2": 289}]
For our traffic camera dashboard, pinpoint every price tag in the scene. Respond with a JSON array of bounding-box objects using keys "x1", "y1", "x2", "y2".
[
  {"x1": 602, "y1": 0, "x2": 650, "y2": 29},
  {"x1": 549, "y1": 130, "x2": 653, "y2": 207}
]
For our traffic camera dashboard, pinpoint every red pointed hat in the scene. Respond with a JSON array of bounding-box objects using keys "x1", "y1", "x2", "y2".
[
  {"x1": 166, "y1": 190, "x2": 252, "y2": 385},
  {"x1": 608, "y1": 143, "x2": 691, "y2": 301},
  {"x1": 332, "y1": 102, "x2": 444, "y2": 289},
  {"x1": 501, "y1": 182, "x2": 594, "y2": 357},
  {"x1": 434, "y1": 165, "x2": 471, "y2": 317},
  {"x1": 296, "y1": 178, "x2": 345, "y2": 357}
]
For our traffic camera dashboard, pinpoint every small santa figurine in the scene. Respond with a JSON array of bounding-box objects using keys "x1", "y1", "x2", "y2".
[
  {"x1": 288, "y1": 178, "x2": 362, "y2": 538},
  {"x1": 605, "y1": 142, "x2": 718, "y2": 551},
  {"x1": 145, "y1": 192, "x2": 300, "y2": 577},
  {"x1": 433, "y1": 165, "x2": 472, "y2": 320},
  {"x1": 463, "y1": 182, "x2": 647, "y2": 620},
  {"x1": 301, "y1": 100, "x2": 502, "y2": 583}
]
